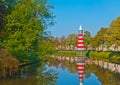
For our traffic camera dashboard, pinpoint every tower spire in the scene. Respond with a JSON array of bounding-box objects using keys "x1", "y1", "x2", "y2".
[{"x1": 79, "y1": 25, "x2": 82, "y2": 30}]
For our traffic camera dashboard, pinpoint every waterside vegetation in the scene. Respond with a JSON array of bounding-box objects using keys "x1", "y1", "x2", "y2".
[{"x1": 0, "y1": 0, "x2": 55, "y2": 78}]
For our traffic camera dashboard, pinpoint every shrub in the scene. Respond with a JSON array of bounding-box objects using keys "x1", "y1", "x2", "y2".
[{"x1": 0, "y1": 48, "x2": 19, "y2": 77}]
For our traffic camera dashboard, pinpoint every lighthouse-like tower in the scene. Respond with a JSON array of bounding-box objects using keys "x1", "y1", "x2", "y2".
[
  {"x1": 77, "y1": 25, "x2": 85, "y2": 85},
  {"x1": 77, "y1": 25, "x2": 85, "y2": 51}
]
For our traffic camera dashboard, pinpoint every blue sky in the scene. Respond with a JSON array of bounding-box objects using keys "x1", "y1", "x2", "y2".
[{"x1": 48, "y1": 0, "x2": 120, "y2": 37}]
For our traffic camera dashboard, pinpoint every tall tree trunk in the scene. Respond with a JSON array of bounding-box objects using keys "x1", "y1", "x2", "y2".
[{"x1": 0, "y1": 1, "x2": 4, "y2": 30}]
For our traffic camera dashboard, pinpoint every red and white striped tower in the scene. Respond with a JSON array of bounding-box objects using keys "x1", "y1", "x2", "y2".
[
  {"x1": 77, "y1": 25, "x2": 85, "y2": 51},
  {"x1": 77, "y1": 25, "x2": 85, "y2": 85}
]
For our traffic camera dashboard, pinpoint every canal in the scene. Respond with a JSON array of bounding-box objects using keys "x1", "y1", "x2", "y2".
[{"x1": 0, "y1": 57, "x2": 120, "y2": 85}]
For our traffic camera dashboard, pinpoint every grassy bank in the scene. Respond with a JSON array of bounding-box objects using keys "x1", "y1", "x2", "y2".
[
  {"x1": 54, "y1": 50, "x2": 85, "y2": 57},
  {"x1": 85, "y1": 51, "x2": 120, "y2": 64},
  {"x1": 53, "y1": 50, "x2": 120, "y2": 64}
]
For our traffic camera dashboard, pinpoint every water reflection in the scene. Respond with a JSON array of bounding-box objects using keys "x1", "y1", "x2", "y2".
[
  {"x1": 0, "y1": 57, "x2": 120, "y2": 85},
  {"x1": 0, "y1": 62, "x2": 58, "y2": 85},
  {"x1": 86, "y1": 59, "x2": 120, "y2": 73},
  {"x1": 55, "y1": 56, "x2": 120, "y2": 85},
  {"x1": 55, "y1": 56, "x2": 120, "y2": 73}
]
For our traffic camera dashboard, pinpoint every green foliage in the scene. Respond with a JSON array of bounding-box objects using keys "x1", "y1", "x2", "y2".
[
  {"x1": 84, "y1": 31, "x2": 91, "y2": 47},
  {"x1": 91, "y1": 28, "x2": 108, "y2": 48},
  {"x1": 65, "y1": 34, "x2": 78, "y2": 46},
  {"x1": 89, "y1": 51, "x2": 98, "y2": 59},
  {"x1": 38, "y1": 38, "x2": 56, "y2": 57},
  {"x1": 90, "y1": 51, "x2": 111, "y2": 59},
  {"x1": 90, "y1": 16, "x2": 120, "y2": 51},
  {"x1": 17, "y1": 55, "x2": 40, "y2": 63},
  {"x1": 0, "y1": 1, "x2": 3, "y2": 30},
  {"x1": 104, "y1": 28, "x2": 113, "y2": 48},
  {"x1": 2, "y1": 0, "x2": 54, "y2": 59},
  {"x1": 85, "y1": 51, "x2": 90, "y2": 58},
  {"x1": 89, "y1": 51, "x2": 120, "y2": 63},
  {"x1": 54, "y1": 50, "x2": 78, "y2": 56},
  {"x1": 109, "y1": 52, "x2": 120, "y2": 63},
  {"x1": 110, "y1": 17, "x2": 120, "y2": 48},
  {"x1": 84, "y1": 31, "x2": 91, "y2": 38}
]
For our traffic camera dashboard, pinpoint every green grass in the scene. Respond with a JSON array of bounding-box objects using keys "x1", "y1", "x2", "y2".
[
  {"x1": 53, "y1": 50, "x2": 87, "y2": 57},
  {"x1": 87, "y1": 51, "x2": 120, "y2": 64}
]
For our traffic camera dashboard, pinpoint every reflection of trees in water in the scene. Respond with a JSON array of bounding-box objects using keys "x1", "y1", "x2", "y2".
[
  {"x1": 45, "y1": 57, "x2": 120, "y2": 85},
  {"x1": 2, "y1": 56, "x2": 119, "y2": 85},
  {"x1": 46, "y1": 56, "x2": 120, "y2": 85},
  {"x1": 35, "y1": 69, "x2": 58, "y2": 85},
  {"x1": 0, "y1": 48, "x2": 19, "y2": 78},
  {"x1": 0, "y1": 62, "x2": 58, "y2": 85},
  {"x1": 85, "y1": 64, "x2": 120, "y2": 85},
  {"x1": 45, "y1": 57, "x2": 78, "y2": 73},
  {"x1": 84, "y1": 64, "x2": 91, "y2": 78}
]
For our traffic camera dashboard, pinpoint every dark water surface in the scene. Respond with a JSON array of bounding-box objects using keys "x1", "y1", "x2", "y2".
[{"x1": 0, "y1": 57, "x2": 120, "y2": 85}]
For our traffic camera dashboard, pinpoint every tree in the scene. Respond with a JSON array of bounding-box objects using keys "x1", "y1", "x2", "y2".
[
  {"x1": 84, "y1": 31, "x2": 91, "y2": 38},
  {"x1": 84, "y1": 31, "x2": 91, "y2": 47},
  {"x1": 104, "y1": 28, "x2": 113, "y2": 48},
  {"x1": 0, "y1": 1, "x2": 3, "y2": 30},
  {"x1": 92, "y1": 28, "x2": 108, "y2": 50},
  {"x1": 0, "y1": 0, "x2": 20, "y2": 48},
  {"x1": 110, "y1": 17, "x2": 120, "y2": 51},
  {"x1": 53, "y1": 37, "x2": 60, "y2": 47},
  {"x1": 0, "y1": 0, "x2": 17, "y2": 31},
  {"x1": 65, "y1": 34, "x2": 78, "y2": 47},
  {"x1": 59, "y1": 35, "x2": 66, "y2": 47},
  {"x1": 2, "y1": 0, "x2": 54, "y2": 58}
]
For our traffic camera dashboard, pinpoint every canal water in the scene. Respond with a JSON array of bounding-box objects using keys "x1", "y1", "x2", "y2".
[{"x1": 0, "y1": 57, "x2": 120, "y2": 85}]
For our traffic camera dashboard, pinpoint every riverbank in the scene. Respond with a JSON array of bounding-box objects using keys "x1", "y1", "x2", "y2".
[
  {"x1": 86, "y1": 51, "x2": 120, "y2": 64},
  {"x1": 53, "y1": 50, "x2": 84, "y2": 57},
  {"x1": 0, "y1": 48, "x2": 41, "y2": 78},
  {"x1": 53, "y1": 50, "x2": 120, "y2": 64}
]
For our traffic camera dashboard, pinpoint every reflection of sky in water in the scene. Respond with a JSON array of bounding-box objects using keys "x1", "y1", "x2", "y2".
[
  {"x1": 84, "y1": 73, "x2": 102, "y2": 85},
  {"x1": 45, "y1": 65, "x2": 102, "y2": 85}
]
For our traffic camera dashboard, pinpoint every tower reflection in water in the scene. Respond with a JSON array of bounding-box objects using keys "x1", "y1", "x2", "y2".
[{"x1": 77, "y1": 58, "x2": 85, "y2": 85}]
